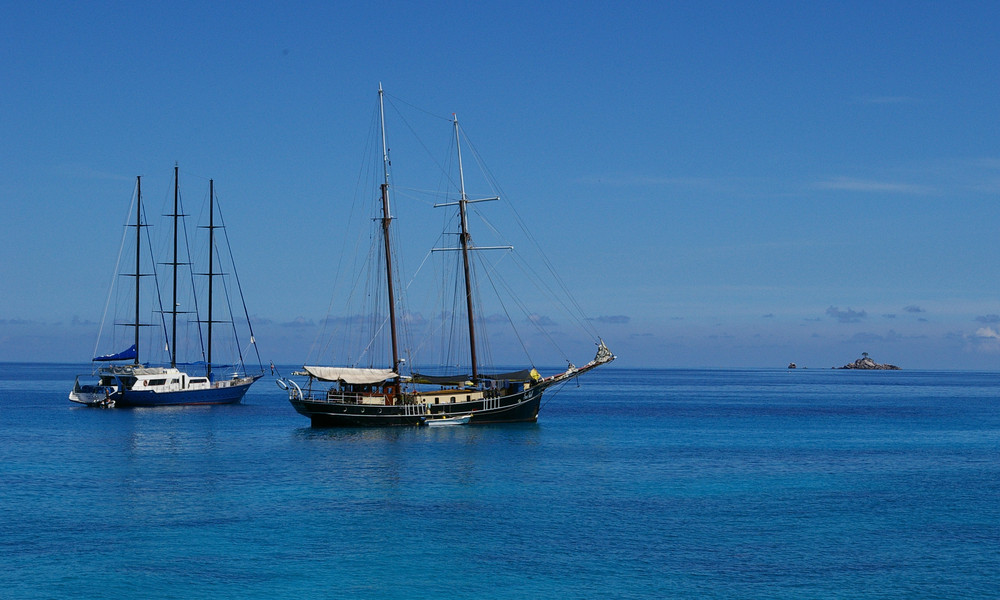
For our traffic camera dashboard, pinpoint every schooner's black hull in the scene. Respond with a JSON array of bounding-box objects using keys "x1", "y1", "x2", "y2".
[{"x1": 291, "y1": 387, "x2": 543, "y2": 427}]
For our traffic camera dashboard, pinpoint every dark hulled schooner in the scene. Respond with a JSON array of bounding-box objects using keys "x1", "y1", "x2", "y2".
[{"x1": 277, "y1": 87, "x2": 614, "y2": 426}]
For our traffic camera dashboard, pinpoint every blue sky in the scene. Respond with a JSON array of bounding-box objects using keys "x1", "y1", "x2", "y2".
[{"x1": 3, "y1": 1, "x2": 1000, "y2": 369}]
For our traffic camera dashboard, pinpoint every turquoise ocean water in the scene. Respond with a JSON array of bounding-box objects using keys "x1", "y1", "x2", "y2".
[{"x1": 1, "y1": 363, "x2": 998, "y2": 599}]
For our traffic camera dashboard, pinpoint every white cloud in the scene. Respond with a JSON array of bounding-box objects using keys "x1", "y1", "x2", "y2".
[
  {"x1": 816, "y1": 177, "x2": 932, "y2": 195},
  {"x1": 974, "y1": 327, "x2": 1000, "y2": 340}
]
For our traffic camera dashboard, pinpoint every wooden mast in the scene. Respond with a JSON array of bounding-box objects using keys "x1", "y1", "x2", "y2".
[
  {"x1": 378, "y1": 85, "x2": 401, "y2": 376},
  {"x1": 453, "y1": 114, "x2": 479, "y2": 380}
]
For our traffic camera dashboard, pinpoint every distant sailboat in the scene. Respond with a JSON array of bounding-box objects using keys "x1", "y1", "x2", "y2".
[
  {"x1": 70, "y1": 167, "x2": 264, "y2": 407},
  {"x1": 277, "y1": 86, "x2": 614, "y2": 426}
]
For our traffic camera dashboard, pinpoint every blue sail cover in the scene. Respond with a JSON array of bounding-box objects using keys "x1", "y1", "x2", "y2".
[{"x1": 93, "y1": 344, "x2": 138, "y2": 362}]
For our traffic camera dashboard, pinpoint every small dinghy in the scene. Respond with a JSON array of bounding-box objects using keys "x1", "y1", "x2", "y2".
[{"x1": 421, "y1": 414, "x2": 472, "y2": 427}]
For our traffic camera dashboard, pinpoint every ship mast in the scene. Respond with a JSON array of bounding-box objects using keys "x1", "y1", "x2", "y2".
[
  {"x1": 431, "y1": 115, "x2": 507, "y2": 380},
  {"x1": 170, "y1": 164, "x2": 179, "y2": 368},
  {"x1": 133, "y1": 176, "x2": 142, "y2": 365},
  {"x1": 379, "y1": 85, "x2": 401, "y2": 375},
  {"x1": 207, "y1": 178, "x2": 215, "y2": 378},
  {"x1": 453, "y1": 114, "x2": 479, "y2": 380}
]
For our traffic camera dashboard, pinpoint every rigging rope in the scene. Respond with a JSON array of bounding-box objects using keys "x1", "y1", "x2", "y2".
[
  {"x1": 93, "y1": 182, "x2": 137, "y2": 361},
  {"x1": 460, "y1": 123, "x2": 602, "y2": 342},
  {"x1": 214, "y1": 192, "x2": 265, "y2": 373},
  {"x1": 310, "y1": 102, "x2": 382, "y2": 365},
  {"x1": 145, "y1": 198, "x2": 171, "y2": 361},
  {"x1": 176, "y1": 188, "x2": 207, "y2": 365}
]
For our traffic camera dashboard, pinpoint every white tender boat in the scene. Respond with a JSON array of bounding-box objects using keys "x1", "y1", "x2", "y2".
[{"x1": 422, "y1": 414, "x2": 472, "y2": 427}]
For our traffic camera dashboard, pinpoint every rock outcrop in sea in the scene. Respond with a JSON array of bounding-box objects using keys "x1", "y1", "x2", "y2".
[{"x1": 839, "y1": 355, "x2": 900, "y2": 370}]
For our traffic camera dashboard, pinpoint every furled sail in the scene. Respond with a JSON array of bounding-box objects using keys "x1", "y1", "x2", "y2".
[
  {"x1": 481, "y1": 369, "x2": 540, "y2": 382},
  {"x1": 301, "y1": 366, "x2": 398, "y2": 384},
  {"x1": 93, "y1": 344, "x2": 137, "y2": 362},
  {"x1": 410, "y1": 369, "x2": 539, "y2": 385},
  {"x1": 410, "y1": 373, "x2": 472, "y2": 385}
]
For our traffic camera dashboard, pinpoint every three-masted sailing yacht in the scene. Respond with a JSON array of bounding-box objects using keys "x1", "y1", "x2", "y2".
[
  {"x1": 70, "y1": 167, "x2": 264, "y2": 407},
  {"x1": 277, "y1": 87, "x2": 614, "y2": 426}
]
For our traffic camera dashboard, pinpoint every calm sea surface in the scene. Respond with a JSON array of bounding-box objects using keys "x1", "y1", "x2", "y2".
[{"x1": 1, "y1": 364, "x2": 997, "y2": 599}]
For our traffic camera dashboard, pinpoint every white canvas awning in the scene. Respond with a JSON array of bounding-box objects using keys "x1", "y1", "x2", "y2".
[{"x1": 301, "y1": 366, "x2": 398, "y2": 384}]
